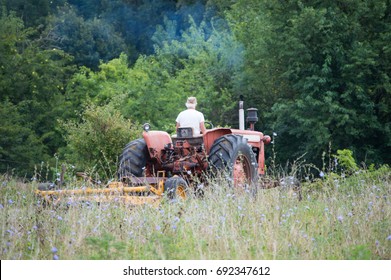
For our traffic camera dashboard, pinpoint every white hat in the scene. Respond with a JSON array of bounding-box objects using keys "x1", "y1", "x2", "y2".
[{"x1": 185, "y1": 97, "x2": 197, "y2": 109}]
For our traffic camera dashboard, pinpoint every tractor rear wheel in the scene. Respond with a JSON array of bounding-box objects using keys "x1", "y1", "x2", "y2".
[
  {"x1": 165, "y1": 176, "x2": 190, "y2": 201},
  {"x1": 208, "y1": 134, "x2": 258, "y2": 190},
  {"x1": 117, "y1": 138, "x2": 148, "y2": 178}
]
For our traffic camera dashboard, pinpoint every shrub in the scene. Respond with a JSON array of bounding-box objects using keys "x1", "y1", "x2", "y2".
[
  {"x1": 334, "y1": 149, "x2": 358, "y2": 174},
  {"x1": 60, "y1": 103, "x2": 141, "y2": 179}
]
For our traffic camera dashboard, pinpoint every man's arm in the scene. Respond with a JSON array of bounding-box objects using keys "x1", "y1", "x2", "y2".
[{"x1": 200, "y1": 121, "x2": 206, "y2": 134}]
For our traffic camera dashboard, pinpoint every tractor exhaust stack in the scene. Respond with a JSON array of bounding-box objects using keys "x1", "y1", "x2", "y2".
[{"x1": 239, "y1": 99, "x2": 245, "y2": 130}]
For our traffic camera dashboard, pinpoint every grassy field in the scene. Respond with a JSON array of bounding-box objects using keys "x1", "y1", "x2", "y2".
[{"x1": 0, "y1": 166, "x2": 390, "y2": 260}]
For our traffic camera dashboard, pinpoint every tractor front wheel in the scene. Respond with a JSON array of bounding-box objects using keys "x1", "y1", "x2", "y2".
[
  {"x1": 164, "y1": 176, "x2": 190, "y2": 201},
  {"x1": 208, "y1": 134, "x2": 258, "y2": 190}
]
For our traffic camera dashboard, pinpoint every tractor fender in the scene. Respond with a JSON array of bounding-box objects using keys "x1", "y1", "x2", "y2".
[
  {"x1": 143, "y1": 130, "x2": 172, "y2": 158},
  {"x1": 203, "y1": 128, "x2": 233, "y2": 153}
]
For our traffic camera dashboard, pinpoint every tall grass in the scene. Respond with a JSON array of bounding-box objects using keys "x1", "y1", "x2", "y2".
[{"x1": 0, "y1": 166, "x2": 390, "y2": 260}]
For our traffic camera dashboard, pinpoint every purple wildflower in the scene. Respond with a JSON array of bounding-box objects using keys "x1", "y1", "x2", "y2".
[
  {"x1": 53, "y1": 254, "x2": 59, "y2": 260},
  {"x1": 337, "y1": 215, "x2": 343, "y2": 222},
  {"x1": 8, "y1": 199, "x2": 14, "y2": 205},
  {"x1": 387, "y1": 235, "x2": 391, "y2": 241},
  {"x1": 51, "y1": 247, "x2": 58, "y2": 254},
  {"x1": 0, "y1": 203, "x2": 3, "y2": 209}
]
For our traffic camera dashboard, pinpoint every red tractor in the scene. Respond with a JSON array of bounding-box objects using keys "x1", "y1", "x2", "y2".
[
  {"x1": 36, "y1": 100, "x2": 271, "y2": 205},
  {"x1": 117, "y1": 100, "x2": 271, "y2": 200}
]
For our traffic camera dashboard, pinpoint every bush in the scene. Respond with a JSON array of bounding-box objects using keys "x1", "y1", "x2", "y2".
[
  {"x1": 60, "y1": 103, "x2": 141, "y2": 179},
  {"x1": 334, "y1": 149, "x2": 358, "y2": 174}
]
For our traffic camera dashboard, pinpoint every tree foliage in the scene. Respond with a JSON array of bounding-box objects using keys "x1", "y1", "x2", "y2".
[
  {"x1": 0, "y1": 11, "x2": 75, "y2": 176},
  {"x1": 1, "y1": 0, "x2": 390, "y2": 177},
  {"x1": 59, "y1": 103, "x2": 141, "y2": 178},
  {"x1": 228, "y1": 0, "x2": 391, "y2": 166}
]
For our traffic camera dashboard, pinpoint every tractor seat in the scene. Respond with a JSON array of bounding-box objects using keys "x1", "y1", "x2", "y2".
[{"x1": 172, "y1": 127, "x2": 204, "y2": 146}]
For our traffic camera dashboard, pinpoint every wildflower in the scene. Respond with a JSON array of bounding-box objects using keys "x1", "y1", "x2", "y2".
[
  {"x1": 319, "y1": 171, "x2": 325, "y2": 178},
  {"x1": 387, "y1": 235, "x2": 391, "y2": 241},
  {"x1": 0, "y1": 204, "x2": 3, "y2": 209},
  {"x1": 348, "y1": 212, "x2": 353, "y2": 217},
  {"x1": 57, "y1": 216, "x2": 63, "y2": 221},
  {"x1": 376, "y1": 240, "x2": 380, "y2": 247},
  {"x1": 8, "y1": 199, "x2": 14, "y2": 205},
  {"x1": 273, "y1": 132, "x2": 278, "y2": 137},
  {"x1": 155, "y1": 225, "x2": 161, "y2": 231},
  {"x1": 53, "y1": 254, "x2": 59, "y2": 260},
  {"x1": 337, "y1": 215, "x2": 343, "y2": 222},
  {"x1": 51, "y1": 247, "x2": 58, "y2": 254}
]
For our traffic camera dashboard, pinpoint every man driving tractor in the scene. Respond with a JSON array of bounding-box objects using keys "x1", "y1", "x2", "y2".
[{"x1": 175, "y1": 96, "x2": 206, "y2": 136}]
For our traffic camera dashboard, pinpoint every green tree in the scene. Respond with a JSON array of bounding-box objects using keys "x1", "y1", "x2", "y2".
[
  {"x1": 152, "y1": 16, "x2": 244, "y2": 127},
  {"x1": 228, "y1": 0, "x2": 391, "y2": 166},
  {"x1": 0, "y1": 0, "x2": 52, "y2": 27},
  {"x1": 59, "y1": 103, "x2": 141, "y2": 178},
  {"x1": 0, "y1": 101, "x2": 45, "y2": 176},
  {"x1": 43, "y1": 5, "x2": 127, "y2": 70},
  {"x1": 66, "y1": 15, "x2": 244, "y2": 132},
  {"x1": 0, "y1": 12, "x2": 75, "y2": 176}
]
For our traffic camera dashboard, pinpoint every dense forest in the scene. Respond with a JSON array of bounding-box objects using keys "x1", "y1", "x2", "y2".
[{"x1": 1, "y1": 0, "x2": 390, "y2": 178}]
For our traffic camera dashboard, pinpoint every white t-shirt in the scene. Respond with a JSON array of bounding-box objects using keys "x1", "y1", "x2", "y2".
[{"x1": 176, "y1": 109, "x2": 205, "y2": 135}]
